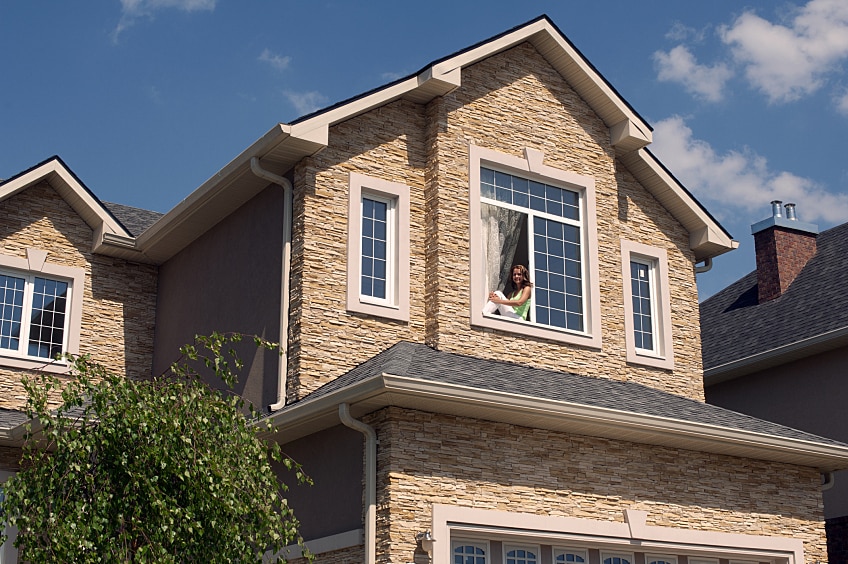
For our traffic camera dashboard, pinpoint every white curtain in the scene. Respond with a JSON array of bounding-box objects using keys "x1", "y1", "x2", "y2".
[{"x1": 481, "y1": 203, "x2": 524, "y2": 293}]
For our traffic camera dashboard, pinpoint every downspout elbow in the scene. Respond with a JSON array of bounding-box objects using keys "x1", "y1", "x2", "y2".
[
  {"x1": 249, "y1": 157, "x2": 293, "y2": 412},
  {"x1": 822, "y1": 471, "x2": 836, "y2": 491},
  {"x1": 339, "y1": 403, "x2": 377, "y2": 564},
  {"x1": 695, "y1": 257, "x2": 713, "y2": 274}
]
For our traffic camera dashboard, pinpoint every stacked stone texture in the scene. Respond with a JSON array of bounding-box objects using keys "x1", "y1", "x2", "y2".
[
  {"x1": 754, "y1": 226, "x2": 817, "y2": 303},
  {"x1": 289, "y1": 42, "x2": 703, "y2": 403},
  {"x1": 0, "y1": 182, "x2": 158, "y2": 413},
  {"x1": 367, "y1": 406, "x2": 827, "y2": 564}
]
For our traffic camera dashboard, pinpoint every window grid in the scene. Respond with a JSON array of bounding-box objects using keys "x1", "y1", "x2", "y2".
[
  {"x1": 0, "y1": 272, "x2": 69, "y2": 360},
  {"x1": 555, "y1": 552, "x2": 586, "y2": 563},
  {"x1": 506, "y1": 547, "x2": 538, "y2": 564},
  {"x1": 481, "y1": 167, "x2": 584, "y2": 332},
  {"x1": 630, "y1": 260, "x2": 654, "y2": 351},
  {"x1": 360, "y1": 196, "x2": 389, "y2": 301},
  {"x1": 454, "y1": 543, "x2": 487, "y2": 564},
  {"x1": 0, "y1": 274, "x2": 25, "y2": 352},
  {"x1": 28, "y1": 277, "x2": 68, "y2": 359}
]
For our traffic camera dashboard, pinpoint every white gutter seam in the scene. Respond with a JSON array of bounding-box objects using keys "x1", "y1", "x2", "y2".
[
  {"x1": 338, "y1": 403, "x2": 376, "y2": 564},
  {"x1": 248, "y1": 157, "x2": 293, "y2": 411}
]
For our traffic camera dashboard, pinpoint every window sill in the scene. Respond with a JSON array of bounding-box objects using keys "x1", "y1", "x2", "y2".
[
  {"x1": 346, "y1": 300, "x2": 408, "y2": 322},
  {"x1": 0, "y1": 354, "x2": 71, "y2": 374},
  {"x1": 472, "y1": 310, "x2": 601, "y2": 349},
  {"x1": 626, "y1": 349, "x2": 674, "y2": 370}
]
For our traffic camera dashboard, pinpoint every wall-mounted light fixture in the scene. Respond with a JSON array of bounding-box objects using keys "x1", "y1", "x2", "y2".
[{"x1": 415, "y1": 530, "x2": 434, "y2": 555}]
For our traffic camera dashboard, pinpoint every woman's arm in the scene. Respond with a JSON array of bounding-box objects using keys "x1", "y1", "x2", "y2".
[{"x1": 488, "y1": 286, "x2": 531, "y2": 306}]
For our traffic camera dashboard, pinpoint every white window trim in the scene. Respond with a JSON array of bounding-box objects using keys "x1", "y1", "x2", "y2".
[
  {"x1": 0, "y1": 249, "x2": 84, "y2": 373},
  {"x1": 469, "y1": 145, "x2": 601, "y2": 348},
  {"x1": 429, "y1": 505, "x2": 804, "y2": 564},
  {"x1": 346, "y1": 172, "x2": 410, "y2": 322},
  {"x1": 620, "y1": 240, "x2": 674, "y2": 370},
  {"x1": 553, "y1": 547, "x2": 588, "y2": 563}
]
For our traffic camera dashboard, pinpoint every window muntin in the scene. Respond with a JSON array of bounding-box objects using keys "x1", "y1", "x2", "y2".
[
  {"x1": 602, "y1": 553, "x2": 633, "y2": 564},
  {"x1": 480, "y1": 166, "x2": 585, "y2": 333},
  {"x1": 630, "y1": 259, "x2": 656, "y2": 353},
  {"x1": 0, "y1": 270, "x2": 70, "y2": 361},
  {"x1": 360, "y1": 195, "x2": 393, "y2": 303},
  {"x1": 619, "y1": 240, "x2": 674, "y2": 370},
  {"x1": 554, "y1": 549, "x2": 587, "y2": 563},
  {"x1": 453, "y1": 541, "x2": 487, "y2": 564},
  {"x1": 346, "y1": 173, "x2": 410, "y2": 322},
  {"x1": 505, "y1": 545, "x2": 539, "y2": 564}
]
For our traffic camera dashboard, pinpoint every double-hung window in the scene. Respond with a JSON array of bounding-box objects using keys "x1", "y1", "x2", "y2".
[
  {"x1": 0, "y1": 272, "x2": 70, "y2": 360},
  {"x1": 620, "y1": 240, "x2": 674, "y2": 369},
  {"x1": 470, "y1": 145, "x2": 601, "y2": 348},
  {"x1": 346, "y1": 173, "x2": 410, "y2": 321},
  {"x1": 0, "y1": 249, "x2": 84, "y2": 371}
]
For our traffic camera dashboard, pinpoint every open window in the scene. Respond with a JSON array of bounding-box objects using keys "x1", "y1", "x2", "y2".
[{"x1": 469, "y1": 145, "x2": 601, "y2": 348}]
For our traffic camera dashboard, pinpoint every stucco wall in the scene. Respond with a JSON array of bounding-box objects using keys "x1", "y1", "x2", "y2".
[
  {"x1": 706, "y1": 345, "x2": 848, "y2": 520},
  {"x1": 367, "y1": 406, "x2": 826, "y2": 564},
  {"x1": 0, "y1": 181, "x2": 157, "y2": 410},
  {"x1": 153, "y1": 184, "x2": 285, "y2": 412},
  {"x1": 288, "y1": 42, "x2": 702, "y2": 401}
]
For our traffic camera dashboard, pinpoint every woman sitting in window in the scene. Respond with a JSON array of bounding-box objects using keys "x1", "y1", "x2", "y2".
[{"x1": 482, "y1": 264, "x2": 533, "y2": 320}]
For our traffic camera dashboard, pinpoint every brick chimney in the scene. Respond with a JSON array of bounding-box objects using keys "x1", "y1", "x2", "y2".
[{"x1": 751, "y1": 200, "x2": 818, "y2": 303}]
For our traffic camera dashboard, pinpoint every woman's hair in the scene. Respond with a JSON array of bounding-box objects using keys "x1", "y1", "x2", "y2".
[{"x1": 509, "y1": 264, "x2": 532, "y2": 291}]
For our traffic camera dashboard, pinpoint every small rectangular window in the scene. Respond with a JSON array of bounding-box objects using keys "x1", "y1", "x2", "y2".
[
  {"x1": 346, "y1": 173, "x2": 410, "y2": 321},
  {"x1": 0, "y1": 270, "x2": 71, "y2": 361},
  {"x1": 620, "y1": 240, "x2": 674, "y2": 370}
]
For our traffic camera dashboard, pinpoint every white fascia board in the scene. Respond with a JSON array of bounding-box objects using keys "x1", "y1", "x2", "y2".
[
  {"x1": 259, "y1": 372, "x2": 848, "y2": 471},
  {"x1": 705, "y1": 325, "x2": 848, "y2": 385},
  {"x1": 0, "y1": 159, "x2": 129, "y2": 239}
]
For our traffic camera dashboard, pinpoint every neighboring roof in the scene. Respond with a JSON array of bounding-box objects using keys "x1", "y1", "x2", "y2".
[
  {"x1": 262, "y1": 342, "x2": 848, "y2": 472},
  {"x1": 701, "y1": 221, "x2": 848, "y2": 383},
  {"x1": 103, "y1": 202, "x2": 164, "y2": 237},
  {"x1": 0, "y1": 407, "x2": 29, "y2": 446},
  {"x1": 0, "y1": 156, "x2": 153, "y2": 263},
  {"x1": 137, "y1": 15, "x2": 736, "y2": 264}
]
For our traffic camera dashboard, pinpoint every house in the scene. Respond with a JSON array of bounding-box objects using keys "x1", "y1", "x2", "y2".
[
  {"x1": 2, "y1": 15, "x2": 847, "y2": 564},
  {"x1": 701, "y1": 202, "x2": 848, "y2": 563}
]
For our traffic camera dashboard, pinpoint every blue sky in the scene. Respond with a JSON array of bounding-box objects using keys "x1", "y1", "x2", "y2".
[{"x1": 2, "y1": 1, "x2": 847, "y2": 299}]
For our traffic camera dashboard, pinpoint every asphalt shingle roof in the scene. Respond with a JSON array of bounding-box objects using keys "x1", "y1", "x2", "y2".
[
  {"x1": 0, "y1": 407, "x2": 28, "y2": 430},
  {"x1": 700, "y1": 221, "x2": 848, "y2": 370},
  {"x1": 102, "y1": 202, "x2": 163, "y2": 236},
  {"x1": 291, "y1": 341, "x2": 847, "y2": 448}
]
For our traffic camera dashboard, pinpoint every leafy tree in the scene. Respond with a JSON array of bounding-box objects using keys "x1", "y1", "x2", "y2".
[{"x1": 0, "y1": 333, "x2": 308, "y2": 563}]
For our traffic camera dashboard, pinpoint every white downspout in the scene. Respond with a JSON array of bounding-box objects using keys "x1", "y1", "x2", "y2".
[
  {"x1": 338, "y1": 403, "x2": 376, "y2": 564},
  {"x1": 249, "y1": 157, "x2": 292, "y2": 411},
  {"x1": 694, "y1": 257, "x2": 713, "y2": 274},
  {"x1": 822, "y1": 471, "x2": 836, "y2": 491}
]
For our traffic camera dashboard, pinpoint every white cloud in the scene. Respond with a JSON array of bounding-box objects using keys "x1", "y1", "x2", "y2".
[
  {"x1": 259, "y1": 49, "x2": 291, "y2": 71},
  {"x1": 665, "y1": 21, "x2": 708, "y2": 43},
  {"x1": 113, "y1": 0, "x2": 216, "y2": 41},
  {"x1": 836, "y1": 89, "x2": 848, "y2": 116},
  {"x1": 651, "y1": 116, "x2": 848, "y2": 224},
  {"x1": 720, "y1": 0, "x2": 848, "y2": 103},
  {"x1": 283, "y1": 90, "x2": 328, "y2": 116},
  {"x1": 654, "y1": 45, "x2": 732, "y2": 102}
]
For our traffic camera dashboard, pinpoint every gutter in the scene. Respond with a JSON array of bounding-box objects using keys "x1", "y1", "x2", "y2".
[
  {"x1": 338, "y1": 403, "x2": 376, "y2": 564},
  {"x1": 248, "y1": 157, "x2": 293, "y2": 411}
]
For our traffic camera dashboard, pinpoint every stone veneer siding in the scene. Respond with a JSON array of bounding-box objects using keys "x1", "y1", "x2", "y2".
[
  {"x1": 288, "y1": 42, "x2": 703, "y2": 401},
  {"x1": 367, "y1": 407, "x2": 826, "y2": 564},
  {"x1": 0, "y1": 182, "x2": 157, "y2": 411}
]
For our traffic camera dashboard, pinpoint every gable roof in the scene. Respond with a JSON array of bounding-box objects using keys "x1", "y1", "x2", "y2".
[
  {"x1": 701, "y1": 221, "x2": 848, "y2": 383},
  {"x1": 262, "y1": 342, "x2": 848, "y2": 472},
  {"x1": 0, "y1": 156, "x2": 155, "y2": 263},
  {"x1": 102, "y1": 202, "x2": 164, "y2": 237},
  {"x1": 137, "y1": 15, "x2": 736, "y2": 263}
]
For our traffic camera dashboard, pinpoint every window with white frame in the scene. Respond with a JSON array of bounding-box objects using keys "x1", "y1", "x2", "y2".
[
  {"x1": 453, "y1": 540, "x2": 488, "y2": 564},
  {"x1": 620, "y1": 240, "x2": 674, "y2": 370},
  {"x1": 602, "y1": 553, "x2": 633, "y2": 564},
  {"x1": 469, "y1": 146, "x2": 601, "y2": 348},
  {"x1": 346, "y1": 173, "x2": 410, "y2": 322},
  {"x1": 504, "y1": 545, "x2": 539, "y2": 564},
  {"x1": 646, "y1": 556, "x2": 677, "y2": 564},
  {"x1": 554, "y1": 549, "x2": 587, "y2": 563},
  {"x1": 0, "y1": 250, "x2": 84, "y2": 371},
  {"x1": 1, "y1": 271, "x2": 70, "y2": 360}
]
